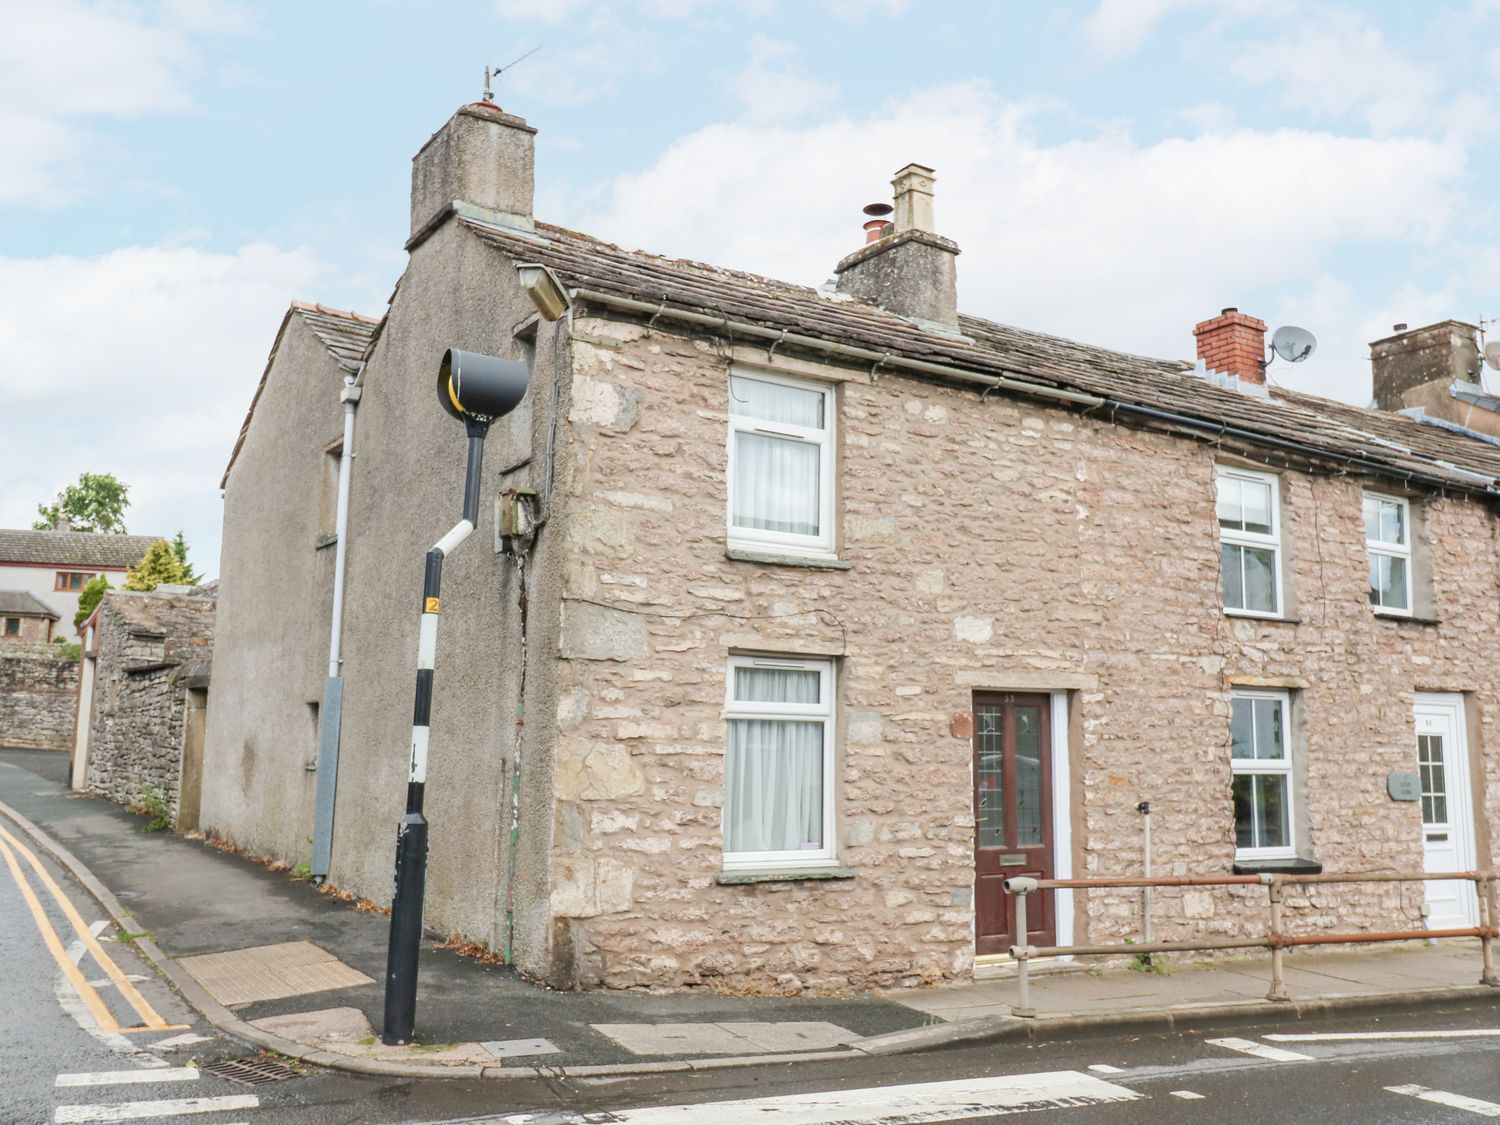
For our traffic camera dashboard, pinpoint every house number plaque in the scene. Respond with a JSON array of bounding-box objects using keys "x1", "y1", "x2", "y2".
[{"x1": 1387, "y1": 771, "x2": 1421, "y2": 802}]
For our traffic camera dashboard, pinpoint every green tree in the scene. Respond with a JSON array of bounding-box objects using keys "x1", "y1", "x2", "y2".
[
  {"x1": 34, "y1": 472, "x2": 131, "y2": 534},
  {"x1": 123, "y1": 540, "x2": 190, "y2": 592},
  {"x1": 74, "y1": 575, "x2": 112, "y2": 628},
  {"x1": 170, "y1": 531, "x2": 200, "y2": 585}
]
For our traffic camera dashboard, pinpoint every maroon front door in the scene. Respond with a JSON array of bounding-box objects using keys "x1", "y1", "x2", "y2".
[{"x1": 974, "y1": 693, "x2": 1055, "y2": 956}]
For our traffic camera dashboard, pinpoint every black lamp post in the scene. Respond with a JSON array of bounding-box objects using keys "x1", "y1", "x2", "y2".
[{"x1": 383, "y1": 348, "x2": 529, "y2": 1046}]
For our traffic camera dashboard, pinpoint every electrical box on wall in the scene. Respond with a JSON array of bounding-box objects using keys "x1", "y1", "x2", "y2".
[{"x1": 496, "y1": 487, "x2": 540, "y2": 555}]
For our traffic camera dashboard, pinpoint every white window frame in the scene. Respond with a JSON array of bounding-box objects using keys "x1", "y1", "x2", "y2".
[
  {"x1": 1216, "y1": 466, "x2": 1284, "y2": 619},
  {"x1": 1364, "y1": 490, "x2": 1413, "y2": 617},
  {"x1": 721, "y1": 653, "x2": 836, "y2": 871},
  {"x1": 725, "y1": 369, "x2": 836, "y2": 559},
  {"x1": 1230, "y1": 688, "x2": 1297, "y2": 862}
]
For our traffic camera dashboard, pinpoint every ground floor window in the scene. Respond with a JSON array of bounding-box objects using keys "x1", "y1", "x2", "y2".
[
  {"x1": 722, "y1": 654, "x2": 834, "y2": 869},
  {"x1": 1230, "y1": 688, "x2": 1296, "y2": 861}
]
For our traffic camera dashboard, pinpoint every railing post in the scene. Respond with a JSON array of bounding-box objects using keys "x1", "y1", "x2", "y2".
[
  {"x1": 1006, "y1": 876, "x2": 1037, "y2": 1019},
  {"x1": 1266, "y1": 877, "x2": 1290, "y2": 1002},
  {"x1": 1479, "y1": 876, "x2": 1498, "y2": 988}
]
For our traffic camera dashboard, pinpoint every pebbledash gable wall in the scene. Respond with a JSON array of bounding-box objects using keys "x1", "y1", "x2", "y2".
[
  {"x1": 85, "y1": 589, "x2": 215, "y2": 816},
  {"x1": 542, "y1": 316, "x2": 1500, "y2": 992},
  {"x1": 0, "y1": 650, "x2": 77, "y2": 750}
]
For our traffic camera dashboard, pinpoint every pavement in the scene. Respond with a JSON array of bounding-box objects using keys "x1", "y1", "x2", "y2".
[{"x1": 3, "y1": 746, "x2": 1498, "y2": 1084}]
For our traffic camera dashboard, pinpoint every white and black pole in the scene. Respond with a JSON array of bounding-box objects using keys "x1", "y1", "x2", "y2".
[{"x1": 383, "y1": 348, "x2": 529, "y2": 1046}]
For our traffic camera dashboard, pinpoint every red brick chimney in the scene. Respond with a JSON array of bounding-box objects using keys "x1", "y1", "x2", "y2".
[{"x1": 1194, "y1": 308, "x2": 1267, "y2": 386}]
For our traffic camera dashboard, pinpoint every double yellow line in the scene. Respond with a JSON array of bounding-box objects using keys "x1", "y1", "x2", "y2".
[{"x1": 0, "y1": 820, "x2": 185, "y2": 1033}]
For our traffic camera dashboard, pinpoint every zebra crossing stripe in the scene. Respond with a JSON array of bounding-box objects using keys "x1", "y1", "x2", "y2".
[
  {"x1": 56, "y1": 1068, "x2": 198, "y2": 1087},
  {"x1": 54, "y1": 1095, "x2": 258, "y2": 1122}
]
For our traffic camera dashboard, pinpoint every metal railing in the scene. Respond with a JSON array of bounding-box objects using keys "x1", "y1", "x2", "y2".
[{"x1": 1002, "y1": 871, "x2": 1500, "y2": 1018}]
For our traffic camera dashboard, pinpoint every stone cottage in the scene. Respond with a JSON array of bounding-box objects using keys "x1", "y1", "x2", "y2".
[
  {"x1": 75, "y1": 584, "x2": 216, "y2": 830},
  {"x1": 204, "y1": 100, "x2": 1500, "y2": 994}
]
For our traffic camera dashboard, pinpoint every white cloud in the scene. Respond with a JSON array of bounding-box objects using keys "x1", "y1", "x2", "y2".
[
  {"x1": 0, "y1": 0, "x2": 248, "y2": 205},
  {"x1": 1231, "y1": 8, "x2": 1442, "y2": 134},
  {"x1": 729, "y1": 36, "x2": 839, "y2": 123},
  {"x1": 0, "y1": 242, "x2": 335, "y2": 577},
  {"x1": 582, "y1": 80, "x2": 1465, "y2": 399},
  {"x1": 1082, "y1": 0, "x2": 1199, "y2": 55}
]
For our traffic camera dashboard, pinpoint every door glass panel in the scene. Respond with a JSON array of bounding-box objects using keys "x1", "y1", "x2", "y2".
[
  {"x1": 1015, "y1": 707, "x2": 1043, "y2": 846},
  {"x1": 976, "y1": 706, "x2": 1005, "y2": 848},
  {"x1": 1418, "y1": 733, "x2": 1447, "y2": 826}
]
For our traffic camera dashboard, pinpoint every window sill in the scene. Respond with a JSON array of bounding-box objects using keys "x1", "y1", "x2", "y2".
[
  {"x1": 1224, "y1": 611, "x2": 1300, "y2": 624},
  {"x1": 314, "y1": 533, "x2": 338, "y2": 551},
  {"x1": 1233, "y1": 857, "x2": 1322, "y2": 876},
  {"x1": 1374, "y1": 610, "x2": 1438, "y2": 625},
  {"x1": 715, "y1": 866, "x2": 855, "y2": 885},
  {"x1": 724, "y1": 549, "x2": 851, "y2": 571}
]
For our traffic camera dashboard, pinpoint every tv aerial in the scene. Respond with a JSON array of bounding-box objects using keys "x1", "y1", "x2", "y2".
[
  {"x1": 483, "y1": 46, "x2": 541, "y2": 103},
  {"x1": 1268, "y1": 325, "x2": 1317, "y2": 366}
]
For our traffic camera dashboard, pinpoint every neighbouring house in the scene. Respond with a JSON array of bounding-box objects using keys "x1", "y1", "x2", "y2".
[
  {"x1": 73, "y1": 584, "x2": 216, "y2": 830},
  {"x1": 0, "y1": 527, "x2": 163, "y2": 626},
  {"x1": 0, "y1": 589, "x2": 76, "y2": 750},
  {"x1": 203, "y1": 100, "x2": 1500, "y2": 995},
  {"x1": 0, "y1": 590, "x2": 58, "y2": 645}
]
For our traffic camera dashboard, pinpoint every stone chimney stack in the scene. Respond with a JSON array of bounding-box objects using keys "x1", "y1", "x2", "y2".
[
  {"x1": 1194, "y1": 308, "x2": 1267, "y2": 387},
  {"x1": 54, "y1": 512, "x2": 71, "y2": 533},
  {"x1": 410, "y1": 102, "x2": 537, "y2": 239},
  {"x1": 1370, "y1": 320, "x2": 1480, "y2": 411},
  {"x1": 835, "y1": 163, "x2": 960, "y2": 334}
]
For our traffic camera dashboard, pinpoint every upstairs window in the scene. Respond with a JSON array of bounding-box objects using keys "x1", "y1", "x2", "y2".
[
  {"x1": 727, "y1": 371, "x2": 834, "y2": 557},
  {"x1": 1216, "y1": 467, "x2": 1282, "y2": 617},
  {"x1": 55, "y1": 571, "x2": 93, "y2": 592},
  {"x1": 1364, "y1": 491, "x2": 1411, "y2": 616},
  {"x1": 722, "y1": 655, "x2": 835, "y2": 870},
  {"x1": 1230, "y1": 689, "x2": 1296, "y2": 861},
  {"x1": 4, "y1": 617, "x2": 18, "y2": 636}
]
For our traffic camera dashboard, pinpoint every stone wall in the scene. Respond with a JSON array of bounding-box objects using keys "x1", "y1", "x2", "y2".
[
  {"x1": 0, "y1": 649, "x2": 78, "y2": 750},
  {"x1": 541, "y1": 316, "x2": 1500, "y2": 993},
  {"x1": 85, "y1": 588, "x2": 215, "y2": 818}
]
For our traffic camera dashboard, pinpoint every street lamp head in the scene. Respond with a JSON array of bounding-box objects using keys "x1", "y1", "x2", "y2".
[{"x1": 436, "y1": 349, "x2": 530, "y2": 425}]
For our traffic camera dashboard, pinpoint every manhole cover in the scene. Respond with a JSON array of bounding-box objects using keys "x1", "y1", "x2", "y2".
[{"x1": 200, "y1": 1057, "x2": 301, "y2": 1085}]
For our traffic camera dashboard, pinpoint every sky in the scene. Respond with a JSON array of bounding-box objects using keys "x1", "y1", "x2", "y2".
[{"x1": 3, "y1": 0, "x2": 1498, "y2": 578}]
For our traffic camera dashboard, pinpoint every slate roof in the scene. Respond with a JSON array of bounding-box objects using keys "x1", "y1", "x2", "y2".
[
  {"x1": 0, "y1": 590, "x2": 58, "y2": 618},
  {"x1": 461, "y1": 216, "x2": 1500, "y2": 497},
  {"x1": 221, "y1": 302, "x2": 381, "y2": 488},
  {"x1": 0, "y1": 529, "x2": 160, "y2": 570}
]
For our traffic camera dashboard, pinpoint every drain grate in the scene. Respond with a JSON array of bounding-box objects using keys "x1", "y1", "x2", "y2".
[{"x1": 200, "y1": 1056, "x2": 302, "y2": 1086}]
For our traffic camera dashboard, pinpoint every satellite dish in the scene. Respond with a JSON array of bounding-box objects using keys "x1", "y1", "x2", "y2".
[
  {"x1": 1271, "y1": 325, "x2": 1317, "y2": 363},
  {"x1": 1483, "y1": 340, "x2": 1500, "y2": 371}
]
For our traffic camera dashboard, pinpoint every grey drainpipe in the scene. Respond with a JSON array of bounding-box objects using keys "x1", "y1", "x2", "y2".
[{"x1": 312, "y1": 366, "x2": 363, "y2": 881}]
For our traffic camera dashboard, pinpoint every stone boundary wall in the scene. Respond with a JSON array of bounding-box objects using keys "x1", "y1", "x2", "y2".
[
  {"x1": 85, "y1": 589, "x2": 214, "y2": 817},
  {"x1": 0, "y1": 649, "x2": 78, "y2": 750}
]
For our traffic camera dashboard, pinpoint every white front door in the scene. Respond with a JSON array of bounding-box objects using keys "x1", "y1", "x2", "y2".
[{"x1": 1414, "y1": 694, "x2": 1478, "y2": 930}]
